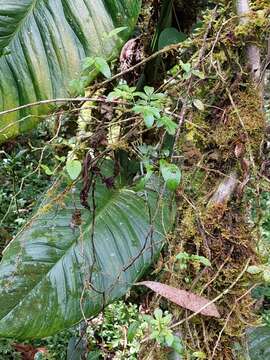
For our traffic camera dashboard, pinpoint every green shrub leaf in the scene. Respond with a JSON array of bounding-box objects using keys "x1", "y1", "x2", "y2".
[
  {"x1": 160, "y1": 160, "x2": 181, "y2": 191},
  {"x1": 94, "y1": 57, "x2": 112, "y2": 79},
  {"x1": 158, "y1": 28, "x2": 187, "y2": 50},
  {"x1": 66, "y1": 160, "x2": 82, "y2": 181}
]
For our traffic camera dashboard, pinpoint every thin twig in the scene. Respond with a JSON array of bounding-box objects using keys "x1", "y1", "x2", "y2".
[
  {"x1": 90, "y1": 42, "x2": 185, "y2": 92},
  {"x1": 0, "y1": 97, "x2": 127, "y2": 118},
  {"x1": 211, "y1": 283, "x2": 257, "y2": 359},
  {"x1": 199, "y1": 246, "x2": 234, "y2": 295}
]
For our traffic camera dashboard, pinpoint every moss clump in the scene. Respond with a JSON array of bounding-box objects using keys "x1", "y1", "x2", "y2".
[
  {"x1": 162, "y1": 197, "x2": 259, "y2": 358},
  {"x1": 211, "y1": 89, "x2": 264, "y2": 159},
  {"x1": 139, "y1": 345, "x2": 171, "y2": 360}
]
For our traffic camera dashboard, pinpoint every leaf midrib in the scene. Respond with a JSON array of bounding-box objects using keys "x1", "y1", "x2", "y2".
[
  {"x1": 1, "y1": 0, "x2": 38, "y2": 52},
  {"x1": 0, "y1": 187, "x2": 135, "y2": 323}
]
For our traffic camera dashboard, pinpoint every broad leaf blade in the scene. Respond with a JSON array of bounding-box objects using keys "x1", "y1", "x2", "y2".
[
  {"x1": 0, "y1": 171, "x2": 173, "y2": 339},
  {"x1": 158, "y1": 27, "x2": 186, "y2": 50},
  {"x1": 0, "y1": 0, "x2": 141, "y2": 142},
  {"x1": 247, "y1": 326, "x2": 270, "y2": 360}
]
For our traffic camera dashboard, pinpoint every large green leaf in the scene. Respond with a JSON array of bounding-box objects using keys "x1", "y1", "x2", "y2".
[
  {"x1": 247, "y1": 326, "x2": 270, "y2": 359},
  {"x1": 0, "y1": 167, "x2": 173, "y2": 339},
  {"x1": 0, "y1": 0, "x2": 141, "y2": 142}
]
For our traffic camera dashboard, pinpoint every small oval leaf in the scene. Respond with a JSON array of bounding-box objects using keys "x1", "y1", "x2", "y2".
[
  {"x1": 160, "y1": 160, "x2": 181, "y2": 191},
  {"x1": 193, "y1": 99, "x2": 205, "y2": 111},
  {"x1": 247, "y1": 265, "x2": 263, "y2": 275},
  {"x1": 66, "y1": 160, "x2": 82, "y2": 180}
]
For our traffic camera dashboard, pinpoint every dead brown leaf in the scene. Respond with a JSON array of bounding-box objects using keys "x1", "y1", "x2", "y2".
[
  {"x1": 119, "y1": 37, "x2": 144, "y2": 84},
  {"x1": 234, "y1": 142, "x2": 245, "y2": 158},
  {"x1": 13, "y1": 343, "x2": 47, "y2": 360},
  {"x1": 138, "y1": 281, "x2": 220, "y2": 318}
]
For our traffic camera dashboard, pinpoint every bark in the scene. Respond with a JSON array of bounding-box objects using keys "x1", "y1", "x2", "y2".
[
  {"x1": 210, "y1": 0, "x2": 262, "y2": 206},
  {"x1": 236, "y1": 0, "x2": 261, "y2": 82},
  {"x1": 208, "y1": 172, "x2": 238, "y2": 207}
]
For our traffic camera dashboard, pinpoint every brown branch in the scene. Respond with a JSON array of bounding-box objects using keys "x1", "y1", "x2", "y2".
[{"x1": 0, "y1": 97, "x2": 127, "y2": 118}]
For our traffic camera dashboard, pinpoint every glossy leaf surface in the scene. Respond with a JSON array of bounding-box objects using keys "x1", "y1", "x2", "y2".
[
  {"x1": 248, "y1": 326, "x2": 270, "y2": 359},
  {"x1": 0, "y1": 0, "x2": 141, "y2": 142},
  {"x1": 0, "y1": 168, "x2": 173, "y2": 339}
]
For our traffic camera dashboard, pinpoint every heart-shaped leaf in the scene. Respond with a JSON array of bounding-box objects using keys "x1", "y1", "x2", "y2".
[{"x1": 66, "y1": 160, "x2": 82, "y2": 181}]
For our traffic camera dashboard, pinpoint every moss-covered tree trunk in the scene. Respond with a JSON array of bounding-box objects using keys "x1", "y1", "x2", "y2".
[{"x1": 143, "y1": 1, "x2": 269, "y2": 358}]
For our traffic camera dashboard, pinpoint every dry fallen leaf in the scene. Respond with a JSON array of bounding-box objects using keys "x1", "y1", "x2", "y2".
[
  {"x1": 119, "y1": 37, "x2": 144, "y2": 84},
  {"x1": 138, "y1": 281, "x2": 220, "y2": 318},
  {"x1": 234, "y1": 142, "x2": 244, "y2": 158},
  {"x1": 13, "y1": 343, "x2": 47, "y2": 360}
]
